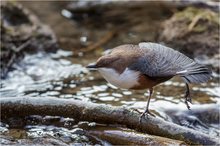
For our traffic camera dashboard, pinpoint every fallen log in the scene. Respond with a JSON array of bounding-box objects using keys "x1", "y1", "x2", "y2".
[{"x1": 0, "y1": 97, "x2": 218, "y2": 145}]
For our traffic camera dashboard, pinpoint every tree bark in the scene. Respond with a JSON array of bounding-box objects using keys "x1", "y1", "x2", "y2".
[{"x1": 1, "y1": 97, "x2": 219, "y2": 145}]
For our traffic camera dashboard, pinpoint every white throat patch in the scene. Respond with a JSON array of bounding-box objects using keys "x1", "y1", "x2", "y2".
[{"x1": 98, "y1": 67, "x2": 140, "y2": 89}]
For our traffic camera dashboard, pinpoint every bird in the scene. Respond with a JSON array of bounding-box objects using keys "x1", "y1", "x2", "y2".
[{"x1": 86, "y1": 42, "x2": 212, "y2": 122}]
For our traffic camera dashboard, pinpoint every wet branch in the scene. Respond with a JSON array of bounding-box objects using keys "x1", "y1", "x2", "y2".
[
  {"x1": 88, "y1": 129, "x2": 186, "y2": 145},
  {"x1": 1, "y1": 97, "x2": 218, "y2": 145}
]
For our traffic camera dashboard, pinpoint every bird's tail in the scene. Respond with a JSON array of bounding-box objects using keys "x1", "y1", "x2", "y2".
[{"x1": 177, "y1": 63, "x2": 212, "y2": 84}]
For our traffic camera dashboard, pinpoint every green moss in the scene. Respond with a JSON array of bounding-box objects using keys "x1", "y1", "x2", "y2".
[
  {"x1": 174, "y1": 7, "x2": 219, "y2": 32},
  {"x1": 193, "y1": 25, "x2": 207, "y2": 32}
]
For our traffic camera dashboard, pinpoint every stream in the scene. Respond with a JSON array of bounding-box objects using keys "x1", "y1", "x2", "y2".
[
  {"x1": 1, "y1": 47, "x2": 219, "y2": 145},
  {"x1": 0, "y1": 1, "x2": 219, "y2": 145}
]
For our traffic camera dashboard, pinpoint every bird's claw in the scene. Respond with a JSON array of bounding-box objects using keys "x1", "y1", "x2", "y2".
[
  {"x1": 139, "y1": 110, "x2": 155, "y2": 123},
  {"x1": 184, "y1": 93, "x2": 191, "y2": 110},
  {"x1": 185, "y1": 100, "x2": 191, "y2": 110}
]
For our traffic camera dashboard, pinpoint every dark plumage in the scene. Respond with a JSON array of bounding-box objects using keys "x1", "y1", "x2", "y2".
[{"x1": 130, "y1": 43, "x2": 212, "y2": 83}]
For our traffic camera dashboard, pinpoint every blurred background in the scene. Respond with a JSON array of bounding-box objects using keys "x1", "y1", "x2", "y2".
[{"x1": 0, "y1": 0, "x2": 219, "y2": 145}]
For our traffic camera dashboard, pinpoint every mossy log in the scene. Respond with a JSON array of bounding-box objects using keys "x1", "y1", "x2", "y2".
[{"x1": 1, "y1": 97, "x2": 219, "y2": 145}]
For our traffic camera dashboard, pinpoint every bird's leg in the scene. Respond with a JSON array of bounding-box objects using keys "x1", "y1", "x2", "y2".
[
  {"x1": 139, "y1": 88, "x2": 155, "y2": 123},
  {"x1": 185, "y1": 83, "x2": 191, "y2": 103},
  {"x1": 184, "y1": 83, "x2": 191, "y2": 110}
]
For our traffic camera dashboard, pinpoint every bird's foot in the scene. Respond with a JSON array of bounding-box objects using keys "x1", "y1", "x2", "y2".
[
  {"x1": 184, "y1": 93, "x2": 192, "y2": 110},
  {"x1": 139, "y1": 110, "x2": 155, "y2": 123},
  {"x1": 183, "y1": 83, "x2": 193, "y2": 110},
  {"x1": 185, "y1": 100, "x2": 191, "y2": 110}
]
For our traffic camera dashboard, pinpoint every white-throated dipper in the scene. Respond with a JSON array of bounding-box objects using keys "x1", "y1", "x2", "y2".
[{"x1": 87, "y1": 42, "x2": 212, "y2": 121}]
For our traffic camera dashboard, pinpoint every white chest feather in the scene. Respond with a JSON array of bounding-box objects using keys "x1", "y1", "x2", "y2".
[{"x1": 98, "y1": 67, "x2": 140, "y2": 89}]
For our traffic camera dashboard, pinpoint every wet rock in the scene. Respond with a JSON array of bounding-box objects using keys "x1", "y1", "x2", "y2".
[
  {"x1": 31, "y1": 137, "x2": 69, "y2": 145},
  {"x1": 25, "y1": 116, "x2": 77, "y2": 128},
  {"x1": 60, "y1": 117, "x2": 76, "y2": 128},
  {"x1": 77, "y1": 121, "x2": 97, "y2": 130},
  {"x1": 77, "y1": 121, "x2": 91, "y2": 130},
  {"x1": 8, "y1": 137, "x2": 69, "y2": 146},
  {"x1": 25, "y1": 115, "x2": 43, "y2": 126},
  {"x1": 70, "y1": 128, "x2": 85, "y2": 135},
  {"x1": 25, "y1": 125, "x2": 93, "y2": 145},
  {"x1": 0, "y1": 2, "x2": 58, "y2": 79},
  {"x1": 0, "y1": 122, "x2": 9, "y2": 133},
  {"x1": 0, "y1": 135, "x2": 16, "y2": 145},
  {"x1": 159, "y1": 7, "x2": 219, "y2": 72},
  {"x1": 6, "y1": 117, "x2": 25, "y2": 129},
  {"x1": 165, "y1": 104, "x2": 220, "y2": 136},
  {"x1": 42, "y1": 116, "x2": 61, "y2": 125}
]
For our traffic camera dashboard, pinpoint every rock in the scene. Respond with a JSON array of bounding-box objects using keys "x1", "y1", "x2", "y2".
[
  {"x1": 6, "y1": 117, "x2": 25, "y2": 129},
  {"x1": 159, "y1": 7, "x2": 219, "y2": 73},
  {"x1": 165, "y1": 104, "x2": 220, "y2": 136},
  {"x1": 1, "y1": 137, "x2": 69, "y2": 146},
  {"x1": 0, "y1": 2, "x2": 58, "y2": 79}
]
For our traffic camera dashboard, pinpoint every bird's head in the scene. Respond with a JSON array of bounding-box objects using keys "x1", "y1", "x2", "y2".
[{"x1": 86, "y1": 55, "x2": 120, "y2": 69}]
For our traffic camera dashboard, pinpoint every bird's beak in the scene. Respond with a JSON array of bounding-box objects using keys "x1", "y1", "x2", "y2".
[{"x1": 86, "y1": 63, "x2": 97, "y2": 69}]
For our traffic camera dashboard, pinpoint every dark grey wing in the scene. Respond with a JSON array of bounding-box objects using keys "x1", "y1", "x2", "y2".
[{"x1": 129, "y1": 42, "x2": 212, "y2": 83}]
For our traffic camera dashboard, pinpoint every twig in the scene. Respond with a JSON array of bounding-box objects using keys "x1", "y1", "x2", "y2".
[
  {"x1": 11, "y1": 38, "x2": 32, "y2": 53},
  {"x1": 188, "y1": 14, "x2": 202, "y2": 31},
  {"x1": 81, "y1": 30, "x2": 116, "y2": 53}
]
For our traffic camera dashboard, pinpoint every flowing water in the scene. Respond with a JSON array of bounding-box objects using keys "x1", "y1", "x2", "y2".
[
  {"x1": 0, "y1": 1, "x2": 219, "y2": 145},
  {"x1": 1, "y1": 47, "x2": 219, "y2": 145}
]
